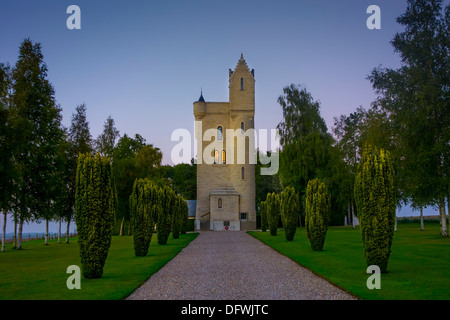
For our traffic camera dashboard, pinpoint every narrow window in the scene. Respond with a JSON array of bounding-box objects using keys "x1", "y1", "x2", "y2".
[
  {"x1": 240, "y1": 78, "x2": 244, "y2": 90},
  {"x1": 241, "y1": 122, "x2": 244, "y2": 134},
  {"x1": 217, "y1": 126, "x2": 223, "y2": 140},
  {"x1": 214, "y1": 150, "x2": 219, "y2": 164},
  {"x1": 222, "y1": 150, "x2": 226, "y2": 164},
  {"x1": 241, "y1": 213, "x2": 247, "y2": 220},
  {"x1": 241, "y1": 167, "x2": 245, "y2": 179},
  {"x1": 218, "y1": 198, "x2": 222, "y2": 208}
]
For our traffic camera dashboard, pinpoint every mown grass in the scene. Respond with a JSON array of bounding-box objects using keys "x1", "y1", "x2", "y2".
[
  {"x1": 0, "y1": 233, "x2": 198, "y2": 300},
  {"x1": 249, "y1": 223, "x2": 449, "y2": 300}
]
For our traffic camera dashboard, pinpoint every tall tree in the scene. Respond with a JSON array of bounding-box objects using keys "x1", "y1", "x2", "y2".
[
  {"x1": 11, "y1": 38, "x2": 64, "y2": 248},
  {"x1": 277, "y1": 84, "x2": 333, "y2": 225},
  {"x1": 332, "y1": 107, "x2": 368, "y2": 227},
  {"x1": 162, "y1": 158, "x2": 197, "y2": 200},
  {"x1": 135, "y1": 143, "x2": 163, "y2": 181},
  {"x1": 54, "y1": 128, "x2": 77, "y2": 243},
  {"x1": 95, "y1": 115, "x2": 120, "y2": 159},
  {"x1": 112, "y1": 133, "x2": 146, "y2": 235},
  {"x1": 255, "y1": 150, "x2": 282, "y2": 218},
  {"x1": 0, "y1": 63, "x2": 15, "y2": 251},
  {"x1": 368, "y1": 0, "x2": 449, "y2": 236},
  {"x1": 65, "y1": 103, "x2": 94, "y2": 242},
  {"x1": 69, "y1": 103, "x2": 93, "y2": 156}
]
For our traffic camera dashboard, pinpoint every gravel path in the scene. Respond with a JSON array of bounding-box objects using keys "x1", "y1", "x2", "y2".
[{"x1": 126, "y1": 231, "x2": 357, "y2": 300}]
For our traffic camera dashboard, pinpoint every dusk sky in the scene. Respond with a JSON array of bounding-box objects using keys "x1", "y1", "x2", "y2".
[{"x1": 0, "y1": 0, "x2": 442, "y2": 231}]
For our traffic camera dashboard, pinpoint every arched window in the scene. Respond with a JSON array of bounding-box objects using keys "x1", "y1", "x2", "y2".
[
  {"x1": 241, "y1": 122, "x2": 244, "y2": 134},
  {"x1": 222, "y1": 150, "x2": 226, "y2": 164},
  {"x1": 217, "y1": 126, "x2": 223, "y2": 140},
  {"x1": 241, "y1": 78, "x2": 244, "y2": 90},
  {"x1": 218, "y1": 198, "x2": 222, "y2": 208},
  {"x1": 241, "y1": 167, "x2": 245, "y2": 180}
]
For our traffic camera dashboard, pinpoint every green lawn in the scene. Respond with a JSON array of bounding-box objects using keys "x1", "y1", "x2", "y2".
[
  {"x1": 0, "y1": 233, "x2": 198, "y2": 300},
  {"x1": 249, "y1": 224, "x2": 450, "y2": 300}
]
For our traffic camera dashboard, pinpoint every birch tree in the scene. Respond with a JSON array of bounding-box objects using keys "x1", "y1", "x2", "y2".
[{"x1": 368, "y1": 0, "x2": 449, "y2": 236}]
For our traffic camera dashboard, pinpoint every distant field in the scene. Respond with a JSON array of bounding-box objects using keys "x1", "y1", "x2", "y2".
[
  {"x1": 249, "y1": 223, "x2": 450, "y2": 300},
  {"x1": 0, "y1": 233, "x2": 198, "y2": 300}
]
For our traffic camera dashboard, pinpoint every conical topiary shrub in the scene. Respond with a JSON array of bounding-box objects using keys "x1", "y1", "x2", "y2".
[
  {"x1": 305, "y1": 179, "x2": 330, "y2": 251},
  {"x1": 354, "y1": 144, "x2": 395, "y2": 273},
  {"x1": 75, "y1": 153, "x2": 117, "y2": 279}
]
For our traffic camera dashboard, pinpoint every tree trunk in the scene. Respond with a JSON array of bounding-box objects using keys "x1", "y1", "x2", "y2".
[
  {"x1": 346, "y1": 202, "x2": 351, "y2": 226},
  {"x1": 439, "y1": 197, "x2": 448, "y2": 237},
  {"x1": 44, "y1": 219, "x2": 49, "y2": 245},
  {"x1": 58, "y1": 217, "x2": 61, "y2": 244},
  {"x1": 420, "y1": 207, "x2": 424, "y2": 231},
  {"x1": 66, "y1": 219, "x2": 70, "y2": 244},
  {"x1": 394, "y1": 216, "x2": 398, "y2": 231},
  {"x1": 12, "y1": 215, "x2": 17, "y2": 249},
  {"x1": 351, "y1": 201, "x2": 356, "y2": 229},
  {"x1": 2, "y1": 211, "x2": 6, "y2": 252},
  {"x1": 17, "y1": 217, "x2": 23, "y2": 249},
  {"x1": 447, "y1": 196, "x2": 450, "y2": 226},
  {"x1": 119, "y1": 216, "x2": 124, "y2": 236}
]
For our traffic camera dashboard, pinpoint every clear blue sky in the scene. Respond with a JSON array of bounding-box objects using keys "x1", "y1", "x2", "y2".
[{"x1": 0, "y1": 0, "x2": 442, "y2": 232}]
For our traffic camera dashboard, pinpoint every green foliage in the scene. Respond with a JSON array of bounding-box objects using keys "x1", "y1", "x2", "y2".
[
  {"x1": 161, "y1": 159, "x2": 197, "y2": 200},
  {"x1": 112, "y1": 134, "x2": 164, "y2": 235},
  {"x1": 354, "y1": 145, "x2": 396, "y2": 273},
  {"x1": 75, "y1": 153, "x2": 117, "y2": 278},
  {"x1": 265, "y1": 192, "x2": 280, "y2": 236},
  {"x1": 129, "y1": 179, "x2": 158, "y2": 256},
  {"x1": 305, "y1": 179, "x2": 331, "y2": 251},
  {"x1": 10, "y1": 38, "x2": 65, "y2": 238},
  {"x1": 157, "y1": 186, "x2": 175, "y2": 245},
  {"x1": 69, "y1": 104, "x2": 93, "y2": 156},
  {"x1": 277, "y1": 84, "x2": 333, "y2": 226},
  {"x1": 280, "y1": 186, "x2": 299, "y2": 241},
  {"x1": 0, "y1": 63, "x2": 15, "y2": 216},
  {"x1": 255, "y1": 150, "x2": 282, "y2": 217},
  {"x1": 260, "y1": 201, "x2": 267, "y2": 232},
  {"x1": 180, "y1": 199, "x2": 189, "y2": 234},
  {"x1": 95, "y1": 115, "x2": 119, "y2": 159},
  {"x1": 172, "y1": 195, "x2": 187, "y2": 239},
  {"x1": 368, "y1": 0, "x2": 449, "y2": 235}
]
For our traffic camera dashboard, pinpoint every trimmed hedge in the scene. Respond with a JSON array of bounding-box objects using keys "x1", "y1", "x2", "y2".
[
  {"x1": 172, "y1": 195, "x2": 187, "y2": 239},
  {"x1": 129, "y1": 179, "x2": 159, "y2": 256},
  {"x1": 157, "y1": 186, "x2": 175, "y2": 245},
  {"x1": 266, "y1": 192, "x2": 280, "y2": 236},
  {"x1": 260, "y1": 201, "x2": 268, "y2": 232},
  {"x1": 354, "y1": 145, "x2": 395, "y2": 273},
  {"x1": 305, "y1": 179, "x2": 330, "y2": 251},
  {"x1": 280, "y1": 186, "x2": 299, "y2": 241},
  {"x1": 75, "y1": 153, "x2": 117, "y2": 279},
  {"x1": 180, "y1": 201, "x2": 189, "y2": 234}
]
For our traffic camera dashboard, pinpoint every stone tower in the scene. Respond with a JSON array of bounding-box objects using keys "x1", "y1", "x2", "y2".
[{"x1": 193, "y1": 55, "x2": 256, "y2": 231}]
